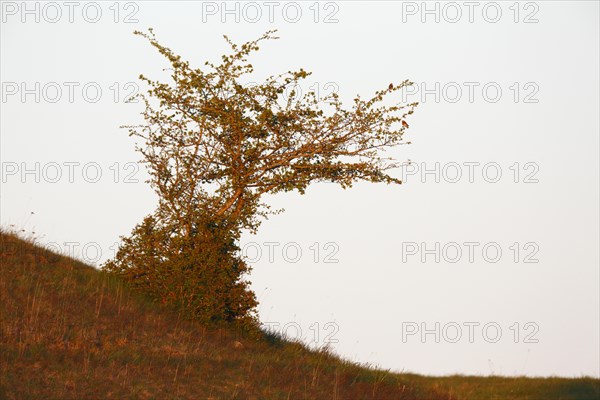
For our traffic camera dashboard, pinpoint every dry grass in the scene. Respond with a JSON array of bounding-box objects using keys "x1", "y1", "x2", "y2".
[
  {"x1": 0, "y1": 231, "x2": 443, "y2": 399},
  {"x1": 1, "y1": 230, "x2": 598, "y2": 399}
]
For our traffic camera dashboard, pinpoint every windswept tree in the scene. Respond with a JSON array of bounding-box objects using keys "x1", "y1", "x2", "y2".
[{"x1": 104, "y1": 29, "x2": 417, "y2": 324}]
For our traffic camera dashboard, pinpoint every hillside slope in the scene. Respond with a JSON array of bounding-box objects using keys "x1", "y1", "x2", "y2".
[
  {"x1": 0, "y1": 231, "x2": 444, "y2": 400},
  {"x1": 1, "y1": 231, "x2": 598, "y2": 399}
]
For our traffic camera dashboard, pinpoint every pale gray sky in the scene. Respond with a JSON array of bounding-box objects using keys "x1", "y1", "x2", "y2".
[{"x1": 1, "y1": 1, "x2": 598, "y2": 377}]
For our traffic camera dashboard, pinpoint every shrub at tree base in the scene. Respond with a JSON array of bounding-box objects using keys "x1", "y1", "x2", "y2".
[{"x1": 104, "y1": 214, "x2": 257, "y2": 325}]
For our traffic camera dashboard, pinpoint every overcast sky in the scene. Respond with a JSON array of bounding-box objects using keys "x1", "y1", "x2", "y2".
[{"x1": 1, "y1": 1, "x2": 599, "y2": 377}]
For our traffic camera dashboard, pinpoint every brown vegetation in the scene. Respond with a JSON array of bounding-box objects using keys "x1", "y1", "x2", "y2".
[{"x1": 0, "y1": 231, "x2": 444, "y2": 399}]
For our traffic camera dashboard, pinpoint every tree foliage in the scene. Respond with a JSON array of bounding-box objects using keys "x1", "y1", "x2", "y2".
[{"x1": 103, "y1": 29, "x2": 417, "y2": 324}]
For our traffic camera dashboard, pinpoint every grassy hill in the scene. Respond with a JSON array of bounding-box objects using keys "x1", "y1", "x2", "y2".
[{"x1": 1, "y1": 231, "x2": 598, "y2": 400}]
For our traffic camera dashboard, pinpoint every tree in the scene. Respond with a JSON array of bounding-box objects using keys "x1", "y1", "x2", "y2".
[{"x1": 103, "y1": 29, "x2": 418, "y2": 324}]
